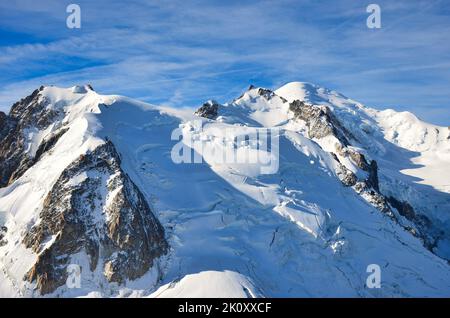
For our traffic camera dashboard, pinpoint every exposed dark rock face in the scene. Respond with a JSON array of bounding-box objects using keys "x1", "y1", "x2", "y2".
[
  {"x1": 22, "y1": 141, "x2": 168, "y2": 294},
  {"x1": 257, "y1": 88, "x2": 274, "y2": 99},
  {"x1": 0, "y1": 111, "x2": 6, "y2": 124},
  {"x1": 290, "y1": 100, "x2": 332, "y2": 138},
  {"x1": 347, "y1": 149, "x2": 370, "y2": 171},
  {"x1": 336, "y1": 163, "x2": 357, "y2": 187},
  {"x1": 322, "y1": 107, "x2": 443, "y2": 258},
  {"x1": 387, "y1": 196, "x2": 416, "y2": 221},
  {"x1": 8, "y1": 128, "x2": 69, "y2": 184},
  {"x1": 195, "y1": 100, "x2": 220, "y2": 119},
  {"x1": 341, "y1": 148, "x2": 379, "y2": 194},
  {"x1": 289, "y1": 100, "x2": 351, "y2": 145},
  {"x1": 0, "y1": 116, "x2": 20, "y2": 186},
  {"x1": 34, "y1": 128, "x2": 69, "y2": 163},
  {"x1": 344, "y1": 161, "x2": 439, "y2": 253},
  {"x1": 338, "y1": 155, "x2": 392, "y2": 216},
  {"x1": 288, "y1": 101, "x2": 385, "y2": 207},
  {"x1": 335, "y1": 145, "x2": 371, "y2": 171},
  {"x1": 386, "y1": 196, "x2": 440, "y2": 253},
  {"x1": 235, "y1": 86, "x2": 288, "y2": 103},
  {"x1": 288, "y1": 101, "x2": 402, "y2": 222},
  {"x1": 333, "y1": 142, "x2": 391, "y2": 216},
  {"x1": 0, "y1": 226, "x2": 7, "y2": 247},
  {"x1": 256, "y1": 88, "x2": 288, "y2": 103},
  {"x1": 0, "y1": 111, "x2": 12, "y2": 139},
  {"x1": 354, "y1": 182, "x2": 393, "y2": 216},
  {"x1": 9, "y1": 86, "x2": 57, "y2": 128},
  {"x1": 0, "y1": 86, "x2": 64, "y2": 187},
  {"x1": 366, "y1": 160, "x2": 379, "y2": 192}
]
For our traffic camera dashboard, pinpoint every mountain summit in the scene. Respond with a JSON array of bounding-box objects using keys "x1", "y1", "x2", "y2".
[{"x1": 0, "y1": 83, "x2": 449, "y2": 297}]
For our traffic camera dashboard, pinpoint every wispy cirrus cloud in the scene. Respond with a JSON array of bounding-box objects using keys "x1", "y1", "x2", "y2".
[{"x1": 0, "y1": 0, "x2": 449, "y2": 125}]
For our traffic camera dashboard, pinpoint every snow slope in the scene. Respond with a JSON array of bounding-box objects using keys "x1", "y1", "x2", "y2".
[
  {"x1": 149, "y1": 271, "x2": 261, "y2": 298},
  {"x1": 0, "y1": 83, "x2": 449, "y2": 297},
  {"x1": 276, "y1": 82, "x2": 450, "y2": 194},
  {"x1": 275, "y1": 82, "x2": 450, "y2": 256}
]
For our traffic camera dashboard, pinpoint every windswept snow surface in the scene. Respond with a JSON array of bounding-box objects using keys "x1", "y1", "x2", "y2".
[
  {"x1": 149, "y1": 271, "x2": 261, "y2": 298},
  {"x1": 0, "y1": 83, "x2": 449, "y2": 297}
]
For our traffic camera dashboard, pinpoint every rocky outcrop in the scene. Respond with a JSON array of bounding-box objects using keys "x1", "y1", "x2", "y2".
[
  {"x1": 327, "y1": 109, "x2": 442, "y2": 256},
  {"x1": 347, "y1": 149, "x2": 370, "y2": 171},
  {"x1": 333, "y1": 147, "x2": 391, "y2": 214},
  {"x1": 332, "y1": 153, "x2": 357, "y2": 187},
  {"x1": 195, "y1": 100, "x2": 220, "y2": 119},
  {"x1": 234, "y1": 86, "x2": 288, "y2": 103},
  {"x1": 0, "y1": 115, "x2": 20, "y2": 186},
  {"x1": 335, "y1": 143, "x2": 380, "y2": 192},
  {"x1": 289, "y1": 100, "x2": 351, "y2": 145},
  {"x1": 354, "y1": 182, "x2": 392, "y2": 215},
  {"x1": 387, "y1": 196, "x2": 416, "y2": 221},
  {"x1": 288, "y1": 101, "x2": 394, "y2": 219},
  {"x1": 338, "y1": 153, "x2": 438, "y2": 253},
  {"x1": 341, "y1": 156, "x2": 391, "y2": 215},
  {"x1": 256, "y1": 88, "x2": 287, "y2": 102},
  {"x1": 289, "y1": 97, "x2": 443, "y2": 257},
  {"x1": 254, "y1": 87, "x2": 287, "y2": 102},
  {"x1": 0, "y1": 226, "x2": 7, "y2": 247},
  {"x1": 23, "y1": 141, "x2": 168, "y2": 294},
  {"x1": 8, "y1": 127, "x2": 69, "y2": 184},
  {"x1": 289, "y1": 101, "x2": 384, "y2": 204},
  {"x1": 9, "y1": 86, "x2": 57, "y2": 128},
  {"x1": 366, "y1": 160, "x2": 379, "y2": 192},
  {"x1": 0, "y1": 111, "x2": 6, "y2": 124},
  {"x1": 337, "y1": 168, "x2": 357, "y2": 187},
  {"x1": 0, "y1": 111, "x2": 11, "y2": 139},
  {"x1": 386, "y1": 196, "x2": 440, "y2": 253},
  {"x1": 34, "y1": 128, "x2": 69, "y2": 163},
  {"x1": 0, "y1": 87, "x2": 66, "y2": 187}
]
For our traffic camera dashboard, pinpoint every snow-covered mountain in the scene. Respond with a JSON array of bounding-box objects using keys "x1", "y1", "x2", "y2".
[{"x1": 0, "y1": 82, "x2": 449, "y2": 297}]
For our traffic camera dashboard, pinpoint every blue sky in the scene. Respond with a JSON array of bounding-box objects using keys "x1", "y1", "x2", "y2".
[{"x1": 0, "y1": 0, "x2": 449, "y2": 125}]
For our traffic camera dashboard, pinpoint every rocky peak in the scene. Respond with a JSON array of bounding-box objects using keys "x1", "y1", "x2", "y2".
[
  {"x1": 255, "y1": 88, "x2": 275, "y2": 100},
  {"x1": 22, "y1": 141, "x2": 168, "y2": 295},
  {"x1": 289, "y1": 100, "x2": 350, "y2": 145},
  {"x1": 0, "y1": 87, "x2": 65, "y2": 187},
  {"x1": 233, "y1": 85, "x2": 288, "y2": 105},
  {"x1": 9, "y1": 86, "x2": 53, "y2": 126},
  {"x1": 250, "y1": 86, "x2": 288, "y2": 103},
  {"x1": 195, "y1": 100, "x2": 220, "y2": 119}
]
